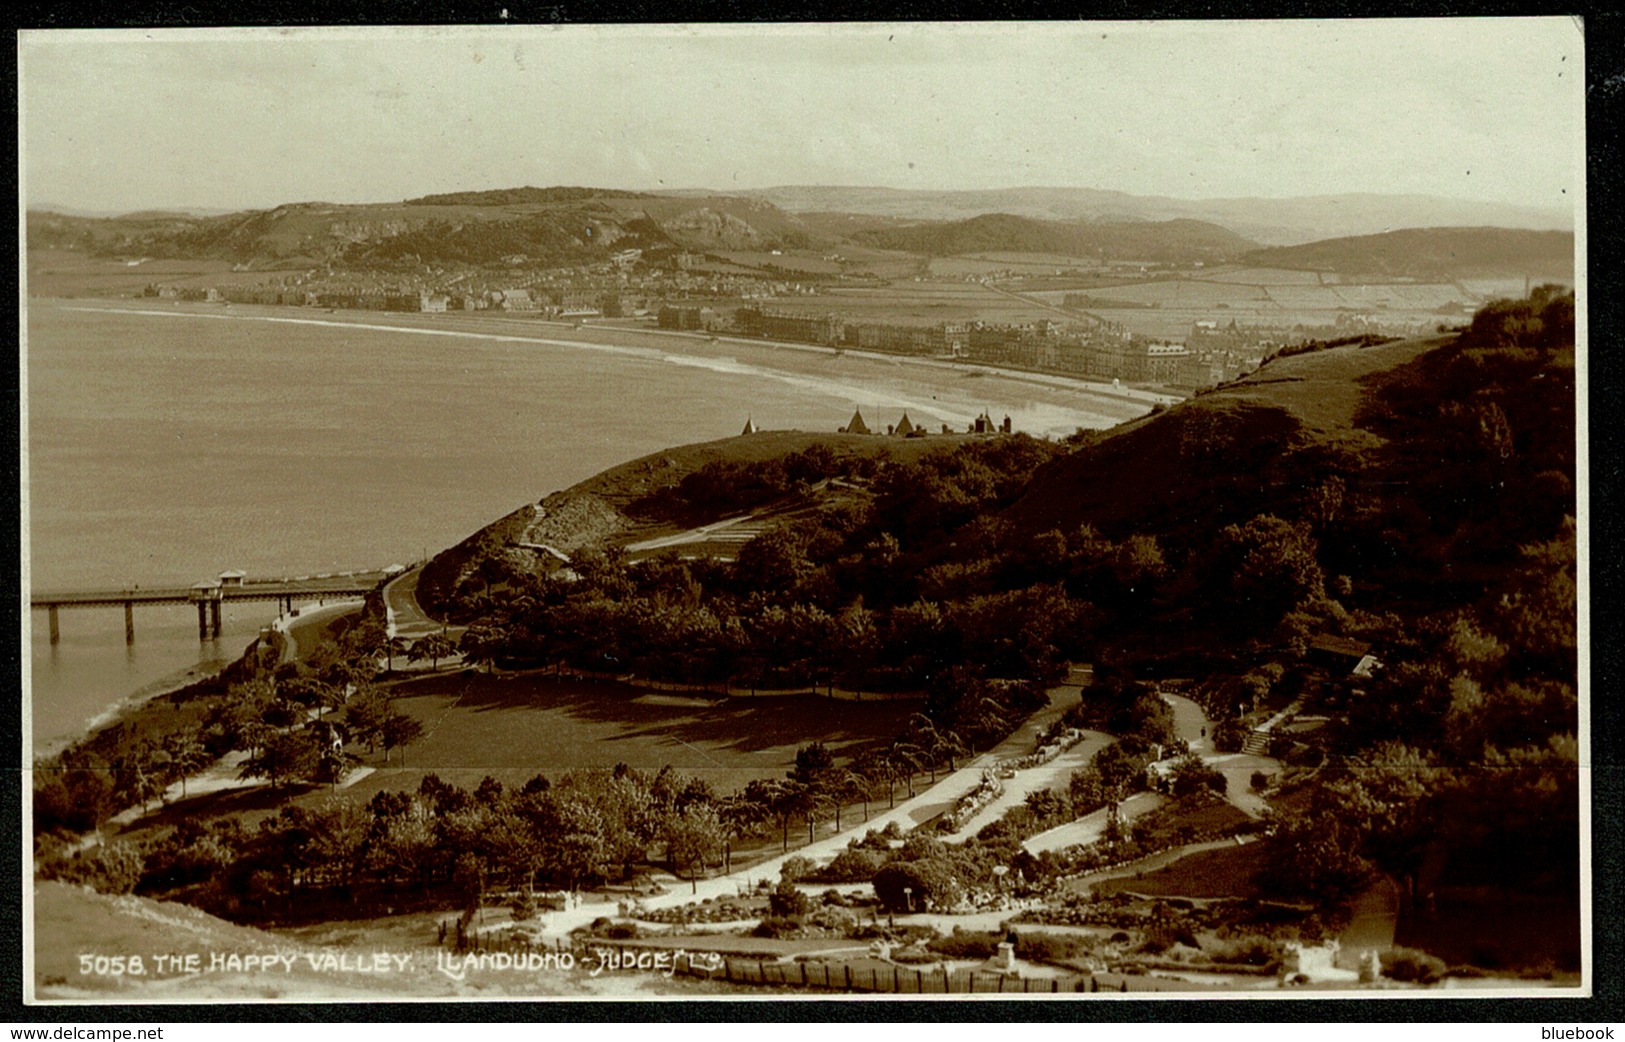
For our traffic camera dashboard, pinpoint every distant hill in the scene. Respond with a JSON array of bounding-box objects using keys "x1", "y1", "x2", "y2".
[
  {"x1": 1242, "y1": 227, "x2": 1575, "y2": 280},
  {"x1": 722, "y1": 185, "x2": 1573, "y2": 246},
  {"x1": 404, "y1": 185, "x2": 653, "y2": 206},
  {"x1": 850, "y1": 213, "x2": 1258, "y2": 264},
  {"x1": 24, "y1": 189, "x2": 832, "y2": 268}
]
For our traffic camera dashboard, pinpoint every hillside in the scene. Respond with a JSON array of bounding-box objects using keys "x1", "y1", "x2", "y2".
[
  {"x1": 415, "y1": 430, "x2": 963, "y2": 617},
  {"x1": 1004, "y1": 319, "x2": 1574, "y2": 609},
  {"x1": 731, "y1": 185, "x2": 1574, "y2": 246},
  {"x1": 24, "y1": 189, "x2": 830, "y2": 269},
  {"x1": 1003, "y1": 337, "x2": 1441, "y2": 541},
  {"x1": 1242, "y1": 227, "x2": 1575, "y2": 280},
  {"x1": 31, "y1": 881, "x2": 604, "y2": 999},
  {"x1": 851, "y1": 213, "x2": 1258, "y2": 264}
]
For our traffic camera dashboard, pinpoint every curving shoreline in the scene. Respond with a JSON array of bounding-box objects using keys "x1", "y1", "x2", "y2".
[{"x1": 46, "y1": 298, "x2": 1167, "y2": 435}]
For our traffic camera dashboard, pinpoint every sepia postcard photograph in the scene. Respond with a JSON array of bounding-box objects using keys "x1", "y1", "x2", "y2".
[{"x1": 18, "y1": 19, "x2": 1587, "y2": 1005}]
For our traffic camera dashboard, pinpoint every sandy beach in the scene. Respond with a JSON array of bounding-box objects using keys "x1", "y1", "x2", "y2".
[{"x1": 53, "y1": 299, "x2": 1164, "y2": 436}]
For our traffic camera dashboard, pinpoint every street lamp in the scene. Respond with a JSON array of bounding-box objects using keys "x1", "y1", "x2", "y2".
[{"x1": 902, "y1": 886, "x2": 914, "y2": 913}]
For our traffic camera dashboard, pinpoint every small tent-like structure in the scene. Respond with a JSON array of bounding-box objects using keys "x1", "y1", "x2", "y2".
[
  {"x1": 843, "y1": 408, "x2": 871, "y2": 435},
  {"x1": 741, "y1": 417, "x2": 758, "y2": 436},
  {"x1": 894, "y1": 412, "x2": 915, "y2": 436}
]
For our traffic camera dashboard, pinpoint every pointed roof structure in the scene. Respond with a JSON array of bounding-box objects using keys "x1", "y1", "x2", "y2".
[
  {"x1": 845, "y1": 407, "x2": 871, "y2": 435},
  {"x1": 741, "y1": 417, "x2": 758, "y2": 436},
  {"x1": 895, "y1": 412, "x2": 915, "y2": 436}
]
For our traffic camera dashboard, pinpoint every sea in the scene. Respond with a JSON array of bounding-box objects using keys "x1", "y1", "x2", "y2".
[{"x1": 24, "y1": 299, "x2": 1150, "y2": 752}]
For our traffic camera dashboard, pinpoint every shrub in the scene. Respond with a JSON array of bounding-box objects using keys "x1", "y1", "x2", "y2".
[
  {"x1": 1014, "y1": 932, "x2": 1087, "y2": 965},
  {"x1": 1167, "y1": 755, "x2": 1227, "y2": 798},
  {"x1": 769, "y1": 879, "x2": 812, "y2": 918},
  {"x1": 1205, "y1": 935, "x2": 1282, "y2": 968},
  {"x1": 1382, "y1": 946, "x2": 1447, "y2": 985},
  {"x1": 872, "y1": 858, "x2": 964, "y2": 913},
  {"x1": 804, "y1": 905, "x2": 860, "y2": 934},
  {"x1": 1250, "y1": 770, "x2": 1273, "y2": 791},
  {"x1": 780, "y1": 856, "x2": 816, "y2": 883},
  {"x1": 1212, "y1": 718, "x2": 1249, "y2": 753},
  {"x1": 751, "y1": 916, "x2": 803, "y2": 939},
  {"x1": 927, "y1": 928, "x2": 999, "y2": 960},
  {"x1": 818, "y1": 848, "x2": 885, "y2": 883}
]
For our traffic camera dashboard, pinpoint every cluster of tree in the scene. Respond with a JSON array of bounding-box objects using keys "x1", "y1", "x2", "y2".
[
  {"x1": 445, "y1": 438, "x2": 1084, "y2": 753},
  {"x1": 1060, "y1": 677, "x2": 1178, "y2": 748},
  {"x1": 632, "y1": 443, "x2": 862, "y2": 520},
  {"x1": 33, "y1": 599, "x2": 431, "y2": 838},
  {"x1": 41, "y1": 766, "x2": 731, "y2": 923},
  {"x1": 1459, "y1": 284, "x2": 1574, "y2": 351},
  {"x1": 1263, "y1": 521, "x2": 1578, "y2": 906}
]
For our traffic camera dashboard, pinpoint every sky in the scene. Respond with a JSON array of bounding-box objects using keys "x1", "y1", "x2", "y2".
[{"x1": 18, "y1": 20, "x2": 1584, "y2": 214}]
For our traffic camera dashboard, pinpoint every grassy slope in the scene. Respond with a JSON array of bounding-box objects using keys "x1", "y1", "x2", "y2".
[
  {"x1": 1002, "y1": 335, "x2": 1450, "y2": 542},
  {"x1": 418, "y1": 430, "x2": 968, "y2": 610},
  {"x1": 32, "y1": 881, "x2": 679, "y2": 999},
  {"x1": 1243, "y1": 227, "x2": 1575, "y2": 280}
]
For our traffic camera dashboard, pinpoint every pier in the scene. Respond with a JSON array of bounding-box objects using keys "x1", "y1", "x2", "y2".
[{"x1": 32, "y1": 569, "x2": 396, "y2": 644}]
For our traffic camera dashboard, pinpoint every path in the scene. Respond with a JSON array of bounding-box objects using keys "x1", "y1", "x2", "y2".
[
  {"x1": 1022, "y1": 792, "x2": 1166, "y2": 855},
  {"x1": 941, "y1": 732, "x2": 1113, "y2": 842},
  {"x1": 275, "y1": 599, "x2": 366, "y2": 662},
  {"x1": 382, "y1": 567, "x2": 459, "y2": 642},
  {"x1": 1159, "y1": 692, "x2": 1278, "y2": 820},
  {"x1": 524, "y1": 666, "x2": 1096, "y2": 941}
]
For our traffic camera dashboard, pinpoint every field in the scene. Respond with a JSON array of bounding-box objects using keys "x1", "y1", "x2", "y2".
[
  {"x1": 333, "y1": 670, "x2": 922, "y2": 797},
  {"x1": 26, "y1": 250, "x2": 277, "y2": 298},
  {"x1": 718, "y1": 251, "x2": 844, "y2": 275},
  {"x1": 1191, "y1": 266, "x2": 1327, "y2": 286},
  {"x1": 928, "y1": 252, "x2": 1107, "y2": 278},
  {"x1": 768, "y1": 283, "x2": 1065, "y2": 325},
  {"x1": 1012, "y1": 271, "x2": 1477, "y2": 339}
]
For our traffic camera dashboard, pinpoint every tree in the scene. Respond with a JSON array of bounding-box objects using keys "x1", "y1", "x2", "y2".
[
  {"x1": 380, "y1": 712, "x2": 426, "y2": 766},
  {"x1": 717, "y1": 791, "x2": 766, "y2": 873},
  {"x1": 409, "y1": 632, "x2": 458, "y2": 671},
  {"x1": 162, "y1": 730, "x2": 213, "y2": 800},
  {"x1": 744, "y1": 779, "x2": 802, "y2": 852},
  {"x1": 663, "y1": 804, "x2": 723, "y2": 893},
  {"x1": 459, "y1": 622, "x2": 509, "y2": 673},
  {"x1": 345, "y1": 687, "x2": 392, "y2": 752},
  {"x1": 383, "y1": 636, "x2": 411, "y2": 673},
  {"x1": 239, "y1": 729, "x2": 323, "y2": 789},
  {"x1": 1204, "y1": 514, "x2": 1326, "y2": 630}
]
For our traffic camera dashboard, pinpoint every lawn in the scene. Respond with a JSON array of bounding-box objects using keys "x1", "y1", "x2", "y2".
[
  {"x1": 1092, "y1": 840, "x2": 1273, "y2": 901},
  {"x1": 338, "y1": 670, "x2": 919, "y2": 797}
]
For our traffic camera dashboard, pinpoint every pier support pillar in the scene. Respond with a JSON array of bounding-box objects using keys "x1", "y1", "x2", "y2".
[
  {"x1": 125, "y1": 601, "x2": 135, "y2": 645},
  {"x1": 197, "y1": 601, "x2": 209, "y2": 641},
  {"x1": 210, "y1": 599, "x2": 222, "y2": 639},
  {"x1": 48, "y1": 605, "x2": 59, "y2": 645}
]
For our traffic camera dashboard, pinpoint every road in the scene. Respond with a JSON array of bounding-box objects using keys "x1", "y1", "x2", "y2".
[{"x1": 382, "y1": 567, "x2": 462, "y2": 644}]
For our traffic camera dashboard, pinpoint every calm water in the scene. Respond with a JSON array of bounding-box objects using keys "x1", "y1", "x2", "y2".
[{"x1": 25, "y1": 301, "x2": 1141, "y2": 750}]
